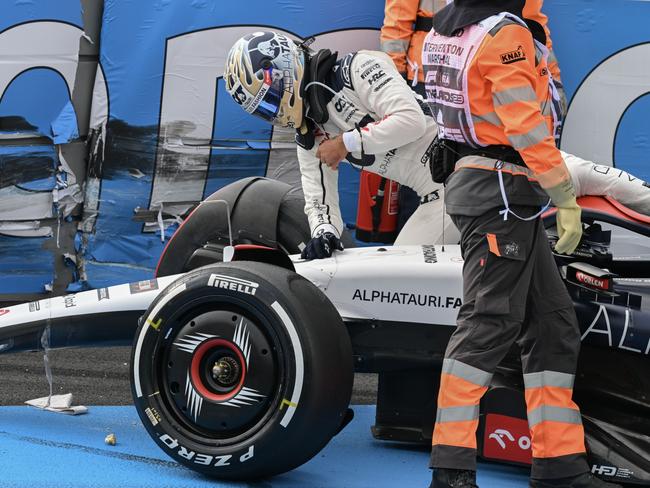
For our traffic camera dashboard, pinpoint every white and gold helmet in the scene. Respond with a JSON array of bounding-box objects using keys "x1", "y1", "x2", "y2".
[{"x1": 224, "y1": 31, "x2": 305, "y2": 129}]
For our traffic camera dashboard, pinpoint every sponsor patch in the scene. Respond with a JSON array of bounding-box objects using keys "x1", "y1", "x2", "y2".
[
  {"x1": 372, "y1": 76, "x2": 393, "y2": 92},
  {"x1": 500, "y1": 46, "x2": 526, "y2": 64},
  {"x1": 502, "y1": 241, "x2": 521, "y2": 258},
  {"x1": 338, "y1": 53, "x2": 355, "y2": 90},
  {"x1": 130, "y1": 279, "x2": 159, "y2": 294},
  {"x1": 208, "y1": 274, "x2": 259, "y2": 296}
]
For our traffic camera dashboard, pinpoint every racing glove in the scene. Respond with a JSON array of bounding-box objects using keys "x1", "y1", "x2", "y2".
[
  {"x1": 545, "y1": 179, "x2": 583, "y2": 255},
  {"x1": 301, "y1": 232, "x2": 344, "y2": 260}
]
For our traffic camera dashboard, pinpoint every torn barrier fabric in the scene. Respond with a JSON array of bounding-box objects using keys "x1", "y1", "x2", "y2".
[
  {"x1": 79, "y1": 0, "x2": 384, "y2": 289},
  {"x1": 0, "y1": 1, "x2": 85, "y2": 298},
  {"x1": 0, "y1": 0, "x2": 650, "y2": 300}
]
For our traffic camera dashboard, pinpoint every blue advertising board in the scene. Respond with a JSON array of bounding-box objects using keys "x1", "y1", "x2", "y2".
[{"x1": 0, "y1": 0, "x2": 648, "y2": 296}]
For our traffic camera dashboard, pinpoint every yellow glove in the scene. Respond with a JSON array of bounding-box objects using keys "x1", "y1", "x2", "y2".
[
  {"x1": 544, "y1": 179, "x2": 583, "y2": 255},
  {"x1": 555, "y1": 204, "x2": 582, "y2": 254}
]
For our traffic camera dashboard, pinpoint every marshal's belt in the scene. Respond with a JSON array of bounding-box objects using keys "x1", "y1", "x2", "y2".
[
  {"x1": 452, "y1": 141, "x2": 525, "y2": 166},
  {"x1": 415, "y1": 16, "x2": 433, "y2": 32},
  {"x1": 429, "y1": 138, "x2": 526, "y2": 184}
]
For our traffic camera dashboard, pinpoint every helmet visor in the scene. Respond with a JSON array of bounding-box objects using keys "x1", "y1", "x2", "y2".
[{"x1": 244, "y1": 67, "x2": 284, "y2": 123}]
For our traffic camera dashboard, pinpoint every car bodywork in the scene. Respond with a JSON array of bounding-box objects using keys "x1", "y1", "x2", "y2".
[{"x1": 0, "y1": 194, "x2": 648, "y2": 484}]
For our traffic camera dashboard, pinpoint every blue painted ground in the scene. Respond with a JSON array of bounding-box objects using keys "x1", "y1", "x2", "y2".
[{"x1": 0, "y1": 406, "x2": 529, "y2": 488}]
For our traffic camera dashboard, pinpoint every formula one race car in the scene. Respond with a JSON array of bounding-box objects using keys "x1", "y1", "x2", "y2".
[{"x1": 0, "y1": 177, "x2": 649, "y2": 484}]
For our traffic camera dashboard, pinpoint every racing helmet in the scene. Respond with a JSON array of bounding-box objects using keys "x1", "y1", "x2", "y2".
[{"x1": 224, "y1": 31, "x2": 305, "y2": 129}]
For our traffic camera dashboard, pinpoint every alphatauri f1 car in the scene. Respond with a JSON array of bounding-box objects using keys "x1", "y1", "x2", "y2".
[{"x1": 0, "y1": 177, "x2": 649, "y2": 484}]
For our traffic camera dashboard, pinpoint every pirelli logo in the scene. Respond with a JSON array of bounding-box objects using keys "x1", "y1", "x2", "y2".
[
  {"x1": 208, "y1": 274, "x2": 259, "y2": 296},
  {"x1": 500, "y1": 46, "x2": 526, "y2": 64}
]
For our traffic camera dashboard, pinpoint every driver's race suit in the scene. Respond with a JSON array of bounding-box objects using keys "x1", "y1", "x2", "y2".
[
  {"x1": 563, "y1": 151, "x2": 650, "y2": 216},
  {"x1": 296, "y1": 51, "x2": 650, "y2": 249},
  {"x1": 297, "y1": 50, "x2": 455, "y2": 246}
]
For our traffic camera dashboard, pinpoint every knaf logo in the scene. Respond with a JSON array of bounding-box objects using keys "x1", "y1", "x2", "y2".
[
  {"x1": 500, "y1": 45, "x2": 526, "y2": 64},
  {"x1": 208, "y1": 274, "x2": 259, "y2": 296}
]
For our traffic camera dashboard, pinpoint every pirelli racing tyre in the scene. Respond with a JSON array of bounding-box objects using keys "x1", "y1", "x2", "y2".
[
  {"x1": 155, "y1": 182, "x2": 356, "y2": 276},
  {"x1": 131, "y1": 262, "x2": 353, "y2": 479}
]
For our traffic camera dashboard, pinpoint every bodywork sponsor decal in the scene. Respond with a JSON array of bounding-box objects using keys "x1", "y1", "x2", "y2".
[
  {"x1": 64, "y1": 295, "x2": 76, "y2": 308},
  {"x1": 28, "y1": 301, "x2": 40, "y2": 312},
  {"x1": 97, "y1": 287, "x2": 110, "y2": 300},
  {"x1": 484, "y1": 414, "x2": 532, "y2": 464},
  {"x1": 422, "y1": 245, "x2": 438, "y2": 263},
  {"x1": 130, "y1": 279, "x2": 159, "y2": 294},
  {"x1": 352, "y1": 289, "x2": 461, "y2": 308},
  {"x1": 592, "y1": 464, "x2": 634, "y2": 479},
  {"x1": 581, "y1": 304, "x2": 650, "y2": 355},
  {"x1": 0, "y1": 309, "x2": 9, "y2": 316}
]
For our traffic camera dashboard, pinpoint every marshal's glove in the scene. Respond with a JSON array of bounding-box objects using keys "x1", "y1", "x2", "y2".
[
  {"x1": 545, "y1": 178, "x2": 583, "y2": 255},
  {"x1": 555, "y1": 204, "x2": 582, "y2": 254},
  {"x1": 301, "y1": 232, "x2": 344, "y2": 260}
]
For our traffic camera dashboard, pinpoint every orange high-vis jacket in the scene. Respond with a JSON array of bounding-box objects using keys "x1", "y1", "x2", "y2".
[
  {"x1": 380, "y1": 0, "x2": 447, "y2": 83},
  {"x1": 468, "y1": 20, "x2": 569, "y2": 189},
  {"x1": 523, "y1": 0, "x2": 562, "y2": 83}
]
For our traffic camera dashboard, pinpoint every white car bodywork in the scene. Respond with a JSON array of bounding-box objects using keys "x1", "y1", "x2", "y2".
[{"x1": 0, "y1": 245, "x2": 464, "y2": 332}]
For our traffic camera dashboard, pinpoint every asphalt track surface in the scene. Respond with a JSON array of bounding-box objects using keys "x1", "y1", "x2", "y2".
[{"x1": 0, "y1": 347, "x2": 379, "y2": 405}]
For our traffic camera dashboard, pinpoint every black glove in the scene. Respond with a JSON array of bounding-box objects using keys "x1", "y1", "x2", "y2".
[{"x1": 301, "y1": 232, "x2": 344, "y2": 260}]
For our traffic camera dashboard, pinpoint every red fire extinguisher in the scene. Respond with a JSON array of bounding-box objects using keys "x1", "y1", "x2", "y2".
[{"x1": 355, "y1": 171, "x2": 400, "y2": 243}]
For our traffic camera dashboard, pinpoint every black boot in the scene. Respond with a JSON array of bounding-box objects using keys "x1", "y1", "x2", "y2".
[
  {"x1": 530, "y1": 472, "x2": 622, "y2": 488},
  {"x1": 429, "y1": 468, "x2": 478, "y2": 488}
]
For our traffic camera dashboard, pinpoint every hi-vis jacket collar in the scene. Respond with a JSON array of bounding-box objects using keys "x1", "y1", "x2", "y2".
[{"x1": 433, "y1": 0, "x2": 525, "y2": 36}]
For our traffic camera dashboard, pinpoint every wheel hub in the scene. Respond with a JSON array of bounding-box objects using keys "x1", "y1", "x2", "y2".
[
  {"x1": 163, "y1": 309, "x2": 278, "y2": 436},
  {"x1": 212, "y1": 356, "x2": 241, "y2": 387}
]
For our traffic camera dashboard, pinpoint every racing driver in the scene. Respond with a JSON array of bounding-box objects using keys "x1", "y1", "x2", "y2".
[
  {"x1": 223, "y1": 31, "x2": 650, "y2": 260},
  {"x1": 224, "y1": 30, "x2": 450, "y2": 258}
]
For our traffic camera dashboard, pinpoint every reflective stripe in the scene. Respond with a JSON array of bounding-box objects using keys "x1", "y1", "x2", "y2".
[
  {"x1": 492, "y1": 86, "x2": 537, "y2": 106},
  {"x1": 507, "y1": 121, "x2": 549, "y2": 150},
  {"x1": 488, "y1": 18, "x2": 517, "y2": 37},
  {"x1": 442, "y1": 358, "x2": 492, "y2": 387},
  {"x1": 433, "y1": 0, "x2": 447, "y2": 11},
  {"x1": 380, "y1": 39, "x2": 409, "y2": 53},
  {"x1": 528, "y1": 405, "x2": 583, "y2": 428},
  {"x1": 524, "y1": 371, "x2": 575, "y2": 390},
  {"x1": 541, "y1": 101, "x2": 552, "y2": 116},
  {"x1": 548, "y1": 48, "x2": 558, "y2": 64},
  {"x1": 456, "y1": 157, "x2": 537, "y2": 179},
  {"x1": 535, "y1": 45, "x2": 543, "y2": 65},
  {"x1": 432, "y1": 419, "x2": 479, "y2": 449},
  {"x1": 472, "y1": 111, "x2": 502, "y2": 126},
  {"x1": 419, "y1": 0, "x2": 434, "y2": 10},
  {"x1": 436, "y1": 404, "x2": 480, "y2": 423}
]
